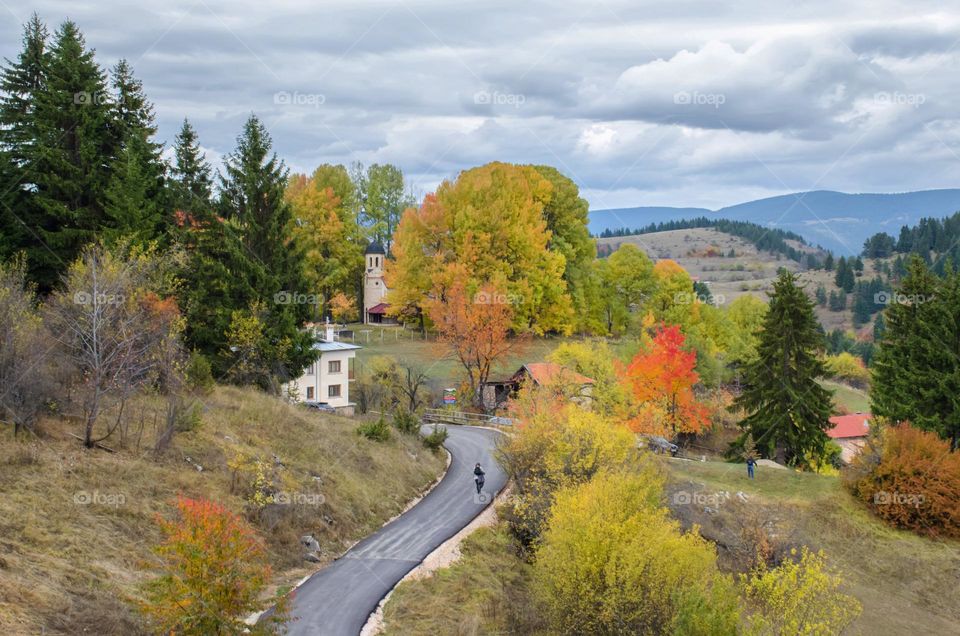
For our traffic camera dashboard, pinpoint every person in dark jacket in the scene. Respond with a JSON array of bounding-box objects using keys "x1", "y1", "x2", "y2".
[
  {"x1": 474, "y1": 463, "x2": 486, "y2": 494},
  {"x1": 746, "y1": 456, "x2": 757, "y2": 479}
]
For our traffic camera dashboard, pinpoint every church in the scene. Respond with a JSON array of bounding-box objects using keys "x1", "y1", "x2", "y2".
[{"x1": 362, "y1": 241, "x2": 397, "y2": 324}]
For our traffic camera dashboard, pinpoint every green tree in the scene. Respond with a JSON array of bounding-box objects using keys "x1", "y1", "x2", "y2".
[
  {"x1": 733, "y1": 270, "x2": 834, "y2": 466},
  {"x1": 872, "y1": 256, "x2": 960, "y2": 448},
  {"x1": 0, "y1": 13, "x2": 48, "y2": 261},
  {"x1": 181, "y1": 116, "x2": 315, "y2": 387},
  {"x1": 169, "y1": 118, "x2": 213, "y2": 214},
  {"x1": 357, "y1": 162, "x2": 413, "y2": 248},
  {"x1": 26, "y1": 21, "x2": 115, "y2": 290}
]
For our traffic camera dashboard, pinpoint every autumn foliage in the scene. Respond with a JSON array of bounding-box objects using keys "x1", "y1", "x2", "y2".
[
  {"x1": 622, "y1": 323, "x2": 710, "y2": 435},
  {"x1": 845, "y1": 424, "x2": 960, "y2": 538},
  {"x1": 427, "y1": 276, "x2": 517, "y2": 409},
  {"x1": 142, "y1": 497, "x2": 288, "y2": 635}
]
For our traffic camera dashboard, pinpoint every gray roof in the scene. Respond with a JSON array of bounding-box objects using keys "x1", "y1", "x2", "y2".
[
  {"x1": 314, "y1": 340, "x2": 362, "y2": 352},
  {"x1": 365, "y1": 241, "x2": 386, "y2": 255}
]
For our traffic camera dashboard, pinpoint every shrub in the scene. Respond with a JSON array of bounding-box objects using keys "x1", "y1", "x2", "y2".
[
  {"x1": 845, "y1": 423, "x2": 960, "y2": 537},
  {"x1": 392, "y1": 409, "x2": 421, "y2": 435},
  {"x1": 422, "y1": 425, "x2": 448, "y2": 452},
  {"x1": 142, "y1": 497, "x2": 289, "y2": 635},
  {"x1": 174, "y1": 400, "x2": 204, "y2": 432},
  {"x1": 533, "y1": 471, "x2": 740, "y2": 635},
  {"x1": 356, "y1": 416, "x2": 392, "y2": 442},
  {"x1": 825, "y1": 352, "x2": 870, "y2": 388},
  {"x1": 741, "y1": 547, "x2": 861, "y2": 635},
  {"x1": 185, "y1": 350, "x2": 215, "y2": 394},
  {"x1": 496, "y1": 401, "x2": 636, "y2": 552}
]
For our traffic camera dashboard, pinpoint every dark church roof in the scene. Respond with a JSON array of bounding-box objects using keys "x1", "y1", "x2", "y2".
[{"x1": 365, "y1": 241, "x2": 386, "y2": 255}]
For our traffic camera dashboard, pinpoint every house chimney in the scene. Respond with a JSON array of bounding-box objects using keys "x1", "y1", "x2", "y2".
[{"x1": 325, "y1": 317, "x2": 335, "y2": 342}]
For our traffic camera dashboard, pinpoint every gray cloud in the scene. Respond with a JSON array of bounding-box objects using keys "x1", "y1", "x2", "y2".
[{"x1": 3, "y1": 0, "x2": 960, "y2": 211}]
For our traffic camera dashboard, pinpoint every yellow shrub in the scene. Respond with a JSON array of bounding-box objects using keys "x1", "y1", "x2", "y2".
[
  {"x1": 825, "y1": 352, "x2": 870, "y2": 388},
  {"x1": 533, "y1": 471, "x2": 740, "y2": 635},
  {"x1": 741, "y1": 547, "x2": 861, "y2": 635}
]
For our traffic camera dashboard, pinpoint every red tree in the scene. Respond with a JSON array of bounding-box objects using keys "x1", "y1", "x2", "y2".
[{"x1": 622, "y1": 324, "x2": 709, "y2": 435}]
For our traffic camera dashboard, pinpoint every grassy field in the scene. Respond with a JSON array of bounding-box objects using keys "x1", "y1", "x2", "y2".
[
  {"x1": 667, "y1": 458, "x2": 960, "y2": 635},
  {"x1": 345, "y1": 326, "x2": 570, "y2": 386},
  {"x1": 381, "y1": 525, "x2": 539, "y2": 635},
  {"x1": 824, "y1": 379, "x2": 871, "y2": 414},
  {"x1": 380, "y1": 457, "x2": 960, "y2": 635},
  {"x1": 0, "y1": 386, "x2": 445, "y2": 635}
]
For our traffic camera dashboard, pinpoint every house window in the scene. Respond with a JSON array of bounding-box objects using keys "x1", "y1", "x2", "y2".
[
  {"x1": 305, "y1": 362, "x2": 315, "y2": 376},
  {"x1": 306, "y1": 386, "x2": 314, "y2": 400},
  {"x1": 328, "y1": 384, "x2": 341, "y2": 398},
  {"x1": 329, "y1": 360, "x2": 341, "y2": 374}
]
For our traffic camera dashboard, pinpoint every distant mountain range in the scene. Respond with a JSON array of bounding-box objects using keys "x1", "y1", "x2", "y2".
[{"x1": 589, "y1": 189, "x2": 960, "y2": 256}]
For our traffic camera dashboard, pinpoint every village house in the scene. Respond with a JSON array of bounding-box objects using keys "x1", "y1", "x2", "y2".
[
  {"x1": 285, "y1": 321, "x2": 361, "y2": 415},
  {"x1": 363, "y1": 241, "x2": 398, "y2": 325},
  {"x1": 827, "y1": 413, "x2": 871, "y2": 463},
  {"x1": 481, "y1": 362, "x2": 595, "y2": 411}
]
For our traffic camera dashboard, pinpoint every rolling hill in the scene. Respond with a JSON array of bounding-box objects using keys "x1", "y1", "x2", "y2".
[{"x1": 590, "y1": 189, "x2": 960, "y2": 256}]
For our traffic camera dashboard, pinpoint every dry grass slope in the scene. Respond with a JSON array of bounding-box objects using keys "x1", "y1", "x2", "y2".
[{"x1": 0, "y1": 386, "x2": 445, "y2": 635}]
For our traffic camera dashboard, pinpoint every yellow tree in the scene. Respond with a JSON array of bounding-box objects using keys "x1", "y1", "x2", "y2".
[
  {"x1": 286, "y1": 172, "x2": 364, "y2": 317},
  {"x1": 389, "y1": 162, "x2": 573, "y2": 334}
]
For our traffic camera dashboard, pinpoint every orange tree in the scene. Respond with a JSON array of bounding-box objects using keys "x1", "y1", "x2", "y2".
[
  {"x1": 622, "y1": 323, "x2": 709, "y2": 436},
  {"x1": 142, "y1": 497, "x2": 288, "y2": 635},
  {"x1": 427, "y1": 273, "x2": 517, "y2": 409}
]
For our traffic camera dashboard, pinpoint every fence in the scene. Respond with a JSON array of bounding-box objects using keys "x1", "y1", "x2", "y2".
[{"x1": 422, "y1": 408, "x2": 513, "y2": 427}]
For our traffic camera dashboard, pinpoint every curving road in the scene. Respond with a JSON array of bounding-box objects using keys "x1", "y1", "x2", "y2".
[{"x1": 281, "y1": 425, "x2": 505, "y2": 636}]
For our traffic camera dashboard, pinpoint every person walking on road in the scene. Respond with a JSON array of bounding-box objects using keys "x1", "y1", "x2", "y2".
[
  {"x1": 474, "y1": 463, "x2": 486, "y2": 494},
  {"x1": 746, "y1": 456, "x2": 757, "y2": 479}
]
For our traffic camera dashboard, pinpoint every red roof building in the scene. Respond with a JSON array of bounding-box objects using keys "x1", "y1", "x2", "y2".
[{"x1": 827, "y1": 413, "x2": 871, "y2": 463}]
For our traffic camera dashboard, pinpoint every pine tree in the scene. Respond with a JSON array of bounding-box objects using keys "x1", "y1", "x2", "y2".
[
  {"x1": 815, "y1": 284, "x2": 827, "y2": 306},
  {"x1": 0, "y1": 13, "x2": 48, "y2": 262},
  {"x1": 824, "y1": 253, "x2": 834, "y2": 271},
  {"x1": 103, "y1": 59, "x2": 168, "y2": 246},
  {"x1": 182, "y1": 115, "x2": 315, "y2": 387},
  {"x1": 733, "y1": 270, "x2": 834, "y2": 466},
  {"x1": 872, "y1": 256, "x2": 960, "y2": 449},
  {"x1": 28, "y1": 21, "x2": 115, "y2": 290},
  {"x1": 170, "y1": 118, "x2": 212, "y2": 214}
]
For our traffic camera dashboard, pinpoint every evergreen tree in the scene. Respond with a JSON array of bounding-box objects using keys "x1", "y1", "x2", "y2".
[
  {"x1": 872, "y1": 256, "x2": 960, "y2": 449},
  {"x1": 733, "y1": 270, "x2": 834, "y2": 466},
  {"x1": 182, "y1": 115, "x2": 315, "y2": 387},
  {"x1": 824, "y1": 253, "x2": 834, "y2": 271},
  {"x1": 103, "y1": 59, "x2": 167, "y2": 245},
  {"x1": 170, "y1": 118, "x2": 212, "y2": 214},
  {"x1": 27, "y1": 21, "x2": 115, "y2": 290},
  {"x1": 0, "y1": 13, "x2": 48, "y2": 262},
  {"x1": 815, "y1": 284, "x2": 827, "y2": 306}
]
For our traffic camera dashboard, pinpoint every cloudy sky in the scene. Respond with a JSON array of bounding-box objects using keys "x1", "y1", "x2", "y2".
[{"x1": 3, "y1": 0, "x2": 960, "y2": 211}]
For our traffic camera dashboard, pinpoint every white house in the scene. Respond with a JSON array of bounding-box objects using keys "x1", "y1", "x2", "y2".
[{"x1": 287, "y1": 322, "x2": 361, "y2": 415}]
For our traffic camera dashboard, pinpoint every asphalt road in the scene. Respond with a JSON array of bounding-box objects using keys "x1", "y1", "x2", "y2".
[{"x1": 282, "y1": 425, "x2": 506, "y2": 636}]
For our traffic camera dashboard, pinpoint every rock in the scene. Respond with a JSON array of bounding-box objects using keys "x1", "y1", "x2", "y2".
[
  {"x1": 304, "y1": 552, "x2": 322, "y2": 563},
  {"x1": 704, "y1": 506, "x2": 718, "y2": 514},
  {"x1": 736, "y1": 491, "x2": 749, "y2": 502},
  {"x1": 301, "y1": 534, "x2": 321, "y2": 552}
]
